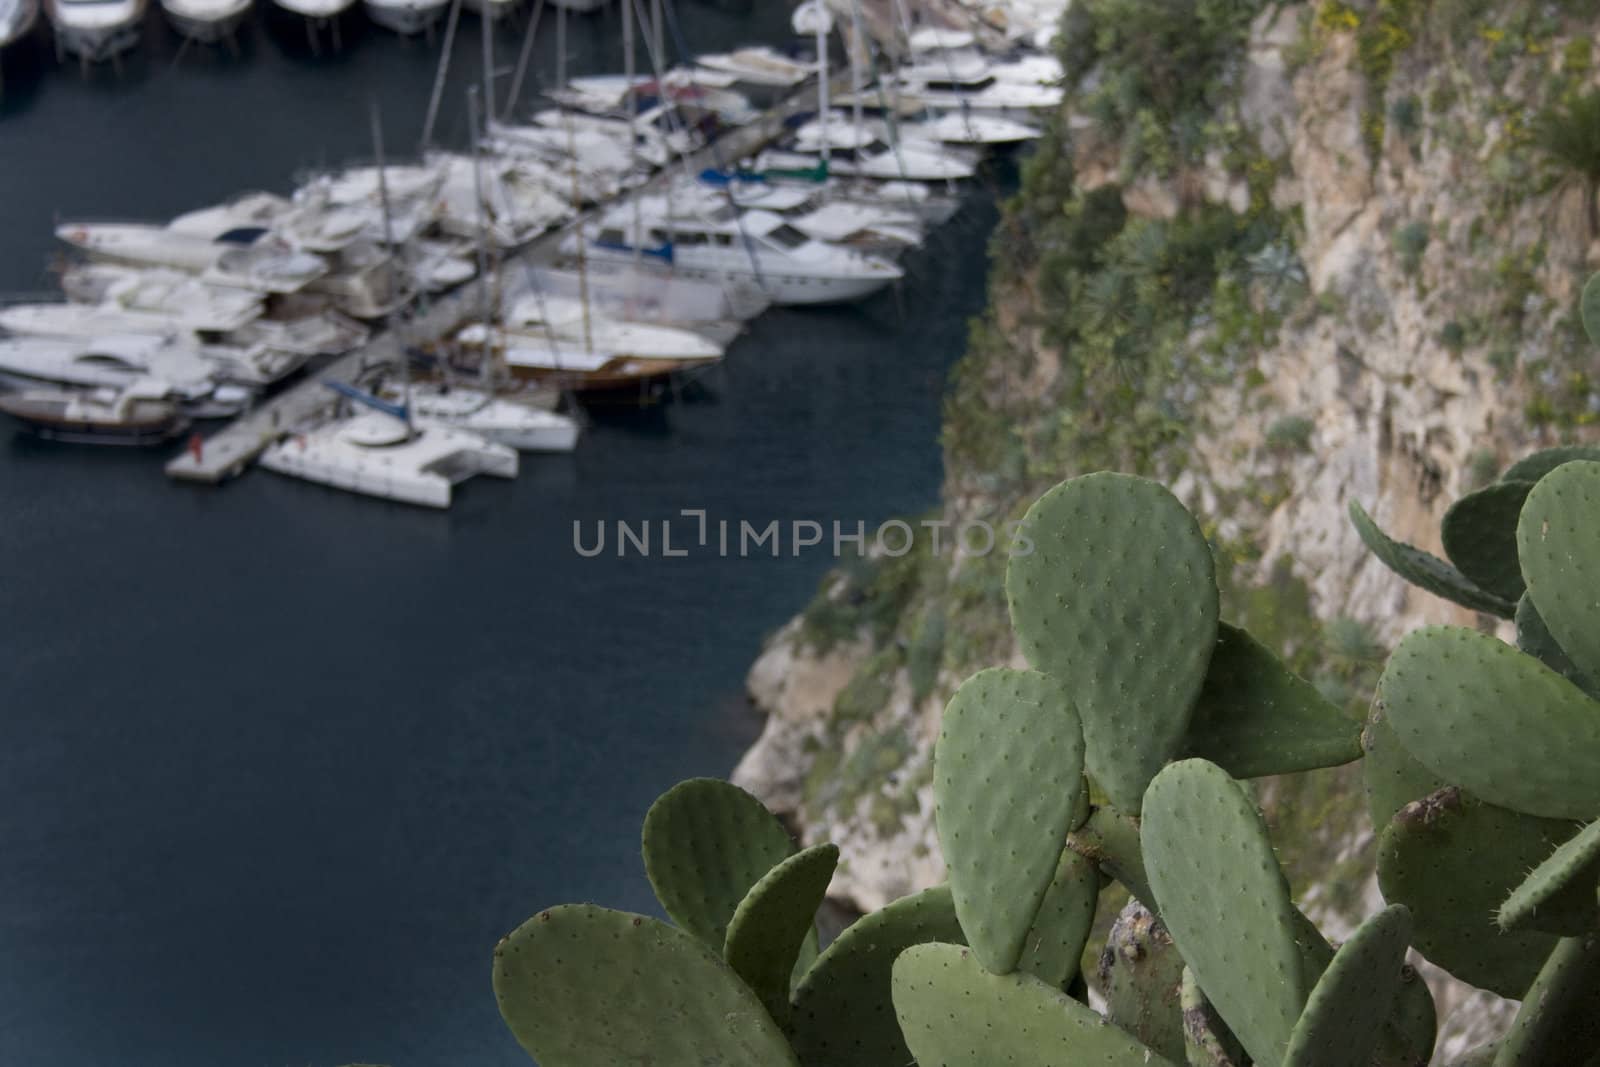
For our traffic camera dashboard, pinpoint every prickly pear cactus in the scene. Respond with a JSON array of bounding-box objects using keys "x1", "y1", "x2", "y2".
[
  {"x1": 1100, "y1": 901, "x2": 1187, "y2": 1062},
  {"x1": 723, "y1": 843, "x2": 838, "y2": 1027},
  {"x1": 1281, "y1": 904, "x2": 1412, "y2": 1067},
  {"x1": 1006, "y1": 473, "x2": 1218, "y2": 813}
]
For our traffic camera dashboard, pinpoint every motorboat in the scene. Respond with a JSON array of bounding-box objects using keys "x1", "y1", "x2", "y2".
[
  {"x1": 903, "y1": 110, "x2": 1040, "y2": 147},
  {"x1": 431, "y1": 153, "x2": 573, "y2": 249},
  {"x1": 362, "y1": 0, "x2": 447, "y2": 33},
  {"x1": 696, "y1": 46, "x2": 810, "y2": 88},
  {"x1": 0, "y1": 334, "x2": 248, "y2": 416},
  {"x1": 485, "y1": 121, "x2": 649, "y2": 200},
  {"x1": 455, "y1": 322, "x2": 715, "y2": 394},
  {"x1": 683, "y1": 174, "x2": 923, "y2": 254},
  {"x1": 397, "y1": 384, "x2": 581, "y2": 452},
  {"x1": 569, "y1": 199, "x2": 903, "y2": 306},
  {"x1": 60, "y1": 264, "x2": 264, "y2": 332},
  {"x1": 867, "y1": 52, "x2": 1063, "y2": 118},
  {"x1": 259, "y1": 407, "x2": 518, "y2": 508},
  {"x1": 159, "y1": 0, "x2": 249, "y2": 42},
  {"x1": 46, "y1": 0, "x2": 145, "y2": 63},
  {"x1": 503, "y1": 292, "x2": 726, "y2": 362},
  {"x1": 56, "y1": 222, "x2": 329, "y2": 295},
  {"x1": 0, "y1": 385, "x2": 188, "y2": 445},
  {"x1": 762, "y1": 115, "x2": 979, "y2": 182},
  {"x1": 270, "y1": 0, "x2": 355, "y2": 28}
]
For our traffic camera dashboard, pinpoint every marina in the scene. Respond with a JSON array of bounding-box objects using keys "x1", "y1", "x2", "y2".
[{"x1": 0, "y1": 0, "x2": 1062, "y2": 509}]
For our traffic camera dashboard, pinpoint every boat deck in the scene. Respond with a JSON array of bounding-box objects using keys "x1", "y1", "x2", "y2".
[{"x1": 165, "y1": 70, "x2": 847, "y2": 485}]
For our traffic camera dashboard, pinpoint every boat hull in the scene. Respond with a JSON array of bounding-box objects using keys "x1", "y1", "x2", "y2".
[
  {"x1": 49, "y1": 5, "x2": 144, "y2": 62},
  {"x1": 0, "y1": 393, "x2": 189, "y2": 446},
  {"x1": 362, "y1": 0, "x2": 444, "y2": 33},
  {"x1": 160, "y1": 0, "x2": 249, "y2": 41}
]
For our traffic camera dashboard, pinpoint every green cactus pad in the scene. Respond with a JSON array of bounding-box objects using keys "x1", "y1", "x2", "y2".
[
  {"x1": 641, "y1": 778, "x2": 797, "y2": 953},
  {"x1": 1143, "y1": 759, "x2": 1306, "y2": 1066},
  {"x1": 892, "y1": 942, "x2": 1178, "y2": 1067},
  {"x1": 1017, "y1": 846, "x2": 1098, "y2": 990},
  {"x1": 1376, "y1": 788, "x2": 1569, "y2": 996},
  {"x1": 1498, "y1": 819, "x2": 1600, "y2": 934},
  {"x1": 787, "y1": 884, "x2": 965, "y2": 1067},
  {"x1": 1442, "y1": 480, "x2": 1534, "y2": 601},
  {"x1": 1282, "y1": 905, "x2": 1413, "y2": 1067},
  {"x1": 934, "y1": 667, "x2": 1085, "y2": 974},
  {"x1": 724, "y1": 843, "x2": 838, "y2": 1027},
  {"x1": 1101, "y1": 901, "x2": 1187, "y2": 1062},
  {"x1": 1362, "y1": 708, "x2": 1448, "y2": 831},
  {"x1": 1182, "y1": 623, "x2": 1362, "y2": 777},
  {"x1": 492, "y1": 904, "x2": 798, "y2": 1067},
  {"x1": 1504, "y1": 446, "x2": 1600, "y2": 484},
  {"x1": 1348, "y1": 500, "x2": 1516, "y2": 617},
  {"x1": 1515, "y1": 593, "x2": 1597, "y2": 696},
  {"x1": 1180, "y1": 967, "x2": 1246, "y2": 1067},
  {"x1": 1582, "y1": 271, "x2": 1600, "y2": 345},
  {"x1": 1491, "y1": 933, "x2": 1600, "y2": 1067},
  {"x1": 1068, "y1": 804, "x2": 1153, "y2": 909},
  {"x1": 1518, "y1": 460, "x2": 1600, "y2": 683},
  {"x1": 1006, "y1": 473, "x2": 1218, "y2": 813},
  {"x1": 1378, "y1": 625, "x2": 1600, "y2": 820}
]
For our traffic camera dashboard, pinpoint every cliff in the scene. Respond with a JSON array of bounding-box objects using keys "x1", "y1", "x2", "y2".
[{"x1": 735, "y1": 0, "x2": 1599, "y2": 1050}]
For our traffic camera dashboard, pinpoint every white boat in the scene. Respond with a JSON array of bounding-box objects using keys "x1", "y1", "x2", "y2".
[
  {"x1": 57, "y1": 222, "x2": 329, "y2": 295},
  {"x1": 504, "y1": 292, "x2": 725, "y2": 361},
  {"x1": 271, "y1": 0, "x2": 352, "y2": 20},
  {"x1": 1, "y1": 0, "x2": 41, "y2": 49},
  {"x1": 46, "y1": 0, "x2": 144, "y2": 63},
  {"x1": 259, "y1": 410, "x2": 518, "y2": 508},
  {"x1": 362, "y1": 0, "x2": 445, "y2": 32},
  {"x1": 61, "y1": 264, "x2": 264, "y2": 332},
  {"x1": 771, "y1": 115, "x2": 980, "y2": 182},
  {"x1": 681, "y1": 176, "x2": 923, "y2": 254},
  {"x1": 0, "y1": 300, "x2": 302, "y2": 387},
  {"x1": 0, "y1": 334, "x2": 247, "y2": 415},
  {"x1": 159, "y1": 0, "x2": 249, "y2": 42},
  {"x1": 432, "y1": 153, "x2": 573, "y2": 249},
  {"x1": 0, "y1": 385, "x2": 188, "y2": 445},
  {"x1": 696, "y1": 46, "x2": 810, "y2": 88},
  {"x1": 904, "y1": 110, "x2": 1039, "y2": 147},
  {"x1": 569, "y1": 200, "x2": 903, "y2": 307},
  {"x1": 868, "y1": 54, "x2": 1063, "y2": 118},
  {"x1": 399, "y1": 384, "x2": 580, "y2": 452}
]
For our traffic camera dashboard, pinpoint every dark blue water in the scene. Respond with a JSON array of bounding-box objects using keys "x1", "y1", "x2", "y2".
[{"x1": 0, "y1": 9, "x2": 1003, "y2": 1064}]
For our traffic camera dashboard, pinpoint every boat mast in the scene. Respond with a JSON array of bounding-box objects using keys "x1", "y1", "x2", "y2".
[
  {"x1": 371, "y1": 98, "x2": 411, "y2": 427},
  {"x1": 480, "y1": 0, "x2": 495, "y2": 124},
  {"x1": 468, "y1": 86, "x2": 498, "y2": 392},
  {"x1": 420, "y1": 0, "x2": 465, "y2": 150},
  {"x1": 814, "y1": 3, "x2": 829, "y2": 161},
  {"x1": 623, "y1": 0, "x2": 642, "y2": 277},
  {"x1": 555, "y1": 4, "x2": 594, "y2": 354},
  {"x1": 504, "y1": 0, "x2": 547, "y2": 121}
]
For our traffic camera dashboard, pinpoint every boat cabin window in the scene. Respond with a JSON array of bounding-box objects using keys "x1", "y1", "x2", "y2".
[
  {"x1": 712, "y1": 233, "x2": 735, "y2": 248},
  {"x1": 597, "y1": 228, "x2": 628, "y2": 246},
  {"x1": 78, "y1": 353, "x2": 140, "y2": 370},
  {"x1": 764, "y1": 225, "x2": 809, "y2": 250},
  {"x1": 673, "y1": 232, "x2": 711, "y2": 247},
  {"x1": 925, "y1": 75, "x2": 995, "y2": 92}
]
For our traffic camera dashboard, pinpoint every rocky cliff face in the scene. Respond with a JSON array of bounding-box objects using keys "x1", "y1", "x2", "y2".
[{"x1": 734, "y1": 0, "x2": 1598, "y2": 1049}]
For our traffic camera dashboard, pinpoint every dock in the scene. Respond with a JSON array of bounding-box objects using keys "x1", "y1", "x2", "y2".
[{"x1": 165, "y1": 71, "x2": 845, "y2": 485}]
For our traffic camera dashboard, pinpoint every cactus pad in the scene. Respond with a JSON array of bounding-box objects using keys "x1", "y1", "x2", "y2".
[
  {"x1": 492, "y1": 904, "x2": 798, "y2": 1066},
  {"x1": 1180, "y1": 967, "x2": 1247, "y2": 1067},
  {"x1": 787, "y1": 884, "x2": 965, "y2": 1067},
  {"x1": 1143, "y1": 759, "x2": 1306, "y2": 1066},
  {"x1": 1378, "y1": 626, "x2": 1600, "y2": 820},
  {"x1": 1515, "y1": 593, "x2": 1597, "y2": 696},
  {"x1": 1376, "y1": 788, "x2": 1567, "y2": 996},
  {"x1": 1498, "y1": 819, "x2": 1600, "y2": 935},
  {"x1": 641, "y1": 778, "x2": 797, "y2": 952},
  {"x1": 1101, "y1": 901, "x2": 1187, "y2": 1062},
  {"x1": 724, "y1": 843, "x2": 838, "y2": 1027},
  {"x1": 1017, "y1": 846, "x2": 1098, "y2": 989},
  {"x1": 892, "y1": 942, "x2": 1177, "y2": 1066},
  {"x1": 1282, "y1": 904, "x2": 1413, "y2": 1067},
  {"x1": 1006, "y1": 473, "x2": 1218, "y2": 813},
  {"x1": 1517, "y1": 460, "x2": 1600, "y2": 683},
  {"x1": 1442, "y1": 480, "x2": 1534, "y2": 602},
  {"x1": 1503, "y1": 446, "x2": 1600, "y2": 484},
  {"x1": 1068, "y1": 804, "x2": 1153, "y2": 909},
  {"x1": 1348, "y1": 500, "x2": 1515, "y2": 617},
  {"x1": 1491, "y1": 933, "x2": 1600, "y2": 1067},
  {"x1": 934, "y1": 667, "x2": 1084, "y2": 974},
  {"x1": 1362, "y1": 708, "x2": 1448, "y2": 831},
  {"x1": 1182, "y1": 623, "x2": 1362, "y2": 777}
]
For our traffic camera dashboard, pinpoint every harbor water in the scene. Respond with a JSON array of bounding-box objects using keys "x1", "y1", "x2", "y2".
[{"x1": 0, "y1": 7, "x2": 1007, "y2": 1063}]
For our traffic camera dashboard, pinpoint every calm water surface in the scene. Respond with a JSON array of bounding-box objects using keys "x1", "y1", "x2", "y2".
[{"x1": 0, "y1": 9, "x2": 1004, "y2": 1063}]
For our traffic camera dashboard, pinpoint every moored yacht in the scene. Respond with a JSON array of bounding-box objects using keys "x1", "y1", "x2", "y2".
[
  {"x1": 397, "y1": 384, "x2": 581, "y2": 452},
  {"x1": 56, "y1": 221, "x2": 330, "y2": 295},
  {"x1": 0, "y1": 334, "x2": 247, "y2": 416},
  {"x1": 0, "y1": 385, "x2": 188, "y2": 445},
  {"x1": 695, "y1": 45, "x2": 810, "y2": 88},
  {"x1": 259, "y1": 405, "x2": 518, "y2": 509},
  {"x1": 159, "y1": 0, "x2": 249, "y2": 43},
  {"x1": 46, "y1": 0, "x2": 145, "y2": 63},
  {"x1": 684, "y1": 174, "x2": 923, "y2": 254},
  {"x1": 568, "y1": 199, "x2": 903, "y2": 307},
  {"x1": 760, "y1": 116, "x2": 978, "y2": 183},
  {"x1": 61, "y1": 263, "x2": 264, "y2": 332}
]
